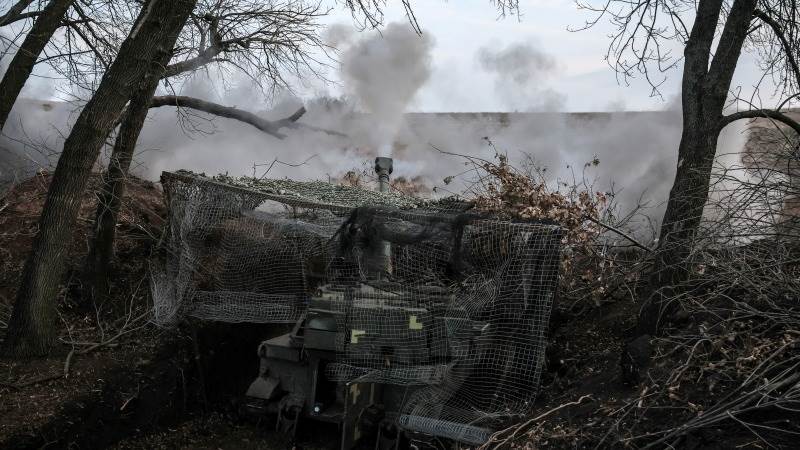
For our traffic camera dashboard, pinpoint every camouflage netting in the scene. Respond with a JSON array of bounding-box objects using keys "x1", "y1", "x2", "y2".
[{"x1": 152, "y1": 170, "x2": 562, "y2": 443}]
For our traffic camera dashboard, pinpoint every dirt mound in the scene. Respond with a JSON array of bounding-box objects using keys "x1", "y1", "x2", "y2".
[
  {"x1": 0, "y1": 171, "x2": 167, "y2": 444},
  {"x1": 0, "y1": 170, "x2": 164, "y2": 308}
]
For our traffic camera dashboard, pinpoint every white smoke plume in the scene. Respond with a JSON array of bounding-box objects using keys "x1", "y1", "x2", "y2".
[
  {"x1": 478, "y1": 42, "x2": 556, "y2": 85},
  {"x1": 477, "y1": 41, "x2": 566, "y2": 111},
  {"x1": 340, "y1": 22, "x2": 433, "y2": 154}
]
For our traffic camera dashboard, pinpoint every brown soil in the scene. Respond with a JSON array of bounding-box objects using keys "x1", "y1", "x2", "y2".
[
  {"x1": 0, "y1": 170, "x2": 164, "y2": 309},
  {"x1": 0, "y1": 171, "x2": 168, "y2": 445}
]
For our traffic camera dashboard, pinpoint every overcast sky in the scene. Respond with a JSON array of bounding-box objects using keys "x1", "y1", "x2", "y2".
[
  {"x1": 302, "y1": 0, "x2": 770, "y2": 113},
  {"x1": 0, "y1": 0, "x2": 766, "y2": 228},
  {"x1": 4, "y1": 0, "x2": 774, "y2": 114}
]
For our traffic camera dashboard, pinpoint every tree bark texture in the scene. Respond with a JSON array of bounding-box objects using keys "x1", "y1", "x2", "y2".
[
  {"x1": 637, "y1": 0, "x2": 758, "y2": 335},
  {"x1": 83, "y1": 52, "x2": 175, "y2": 303},
  {"x1": 3, "y1": 0, "x2": 197, "y2": 357},
  {"x1": 0, "y1": 0, "x2": 74, "y2": 131}
]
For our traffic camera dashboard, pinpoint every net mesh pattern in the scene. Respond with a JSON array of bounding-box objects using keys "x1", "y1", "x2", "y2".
[{"x1": 152, "y1": 170, "x2": 562, "y2": 440}]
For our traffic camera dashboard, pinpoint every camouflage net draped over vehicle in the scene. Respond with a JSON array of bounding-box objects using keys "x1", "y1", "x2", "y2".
[
  {"x1": 151, "y1": 170, "x2": 430, "y2": 324},
  {"x1": 152, "y1": 170, "x2": 562, "y2": 440}
]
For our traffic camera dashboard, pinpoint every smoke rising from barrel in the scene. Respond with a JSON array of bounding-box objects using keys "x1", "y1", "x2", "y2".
[{"x1": 340, "y1": 22, "x2": 433, "y2": 155}]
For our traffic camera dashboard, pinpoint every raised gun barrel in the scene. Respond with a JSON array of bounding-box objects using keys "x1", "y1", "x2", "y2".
[{"x1": 374, "y1": 157, "x2": 394, "y2": 276}]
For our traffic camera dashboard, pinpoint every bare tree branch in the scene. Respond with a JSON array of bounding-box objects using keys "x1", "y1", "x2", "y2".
[
  {"x1": 165, "y1": 1, "x2": 331, "y2": 95},
  {"x1": 0, "y1": 0, "x2": 36, "y2": 26},
  {"x1": 162, "y1": 13, "x2": 222, "y2": 78},
  {"x1": 754, "y1": 9, "x2": 800, "y2": 91},
  {"x1": 149, "y1": 95, "x2": 305, "y2": 138},
  {"x1": 585, "y1": 215, "x2": 653, "y2": 253},
  {"x1": 720, "y1": 109, "x2": 800, "y2": 135},
  {"x1": 0, "y1": 9, "x2": 41, "y2": 26}
]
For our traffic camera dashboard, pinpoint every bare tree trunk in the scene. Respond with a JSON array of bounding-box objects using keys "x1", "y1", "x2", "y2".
[
  {"x1": 636, "y1": 128, "x2": 720, "y2": 333},
  {"x1": 635, "y1": 0, "x2": 757, "y2": 336},
  {"x1": 0, "y1": 0, "x2": 74, "y2": 131},
  {"x1": 0, "y1": 0, "x2": 37, "y2": 26},
  {"x1": 3, "y1": 0, "x2": 197, "y2": 357},
  {"x1": 83, "y1": 54, "x2": 174, "y2": 303}
]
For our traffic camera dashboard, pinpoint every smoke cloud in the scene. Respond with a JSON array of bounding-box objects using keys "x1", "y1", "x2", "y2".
[
  {"x1": 477, "y1": 41, "x2": 565, "y2": 111},
  {"x1": 0, "y1": 27, "x2": 74, "y2": 186},
  {"x1": 478, "y1": 42, "x2": 556, "y2": 85},
  {"x1": 0, "y1": 24, "x2": 753, "y2": 238},
  {"x1": 340, "y1": 22, "x2": 433, "y2": 154},
  {"x1": 323, "y1": 23, "x2": 357, "y2": 49}
]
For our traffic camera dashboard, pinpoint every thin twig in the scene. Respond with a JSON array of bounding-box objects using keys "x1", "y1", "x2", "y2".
[
  {"x1": 480, "y1": 395, "x2": 593, "y2": 449},
  {"x1": 585, "y1": 215, "x2": 652, "y2": 253}
]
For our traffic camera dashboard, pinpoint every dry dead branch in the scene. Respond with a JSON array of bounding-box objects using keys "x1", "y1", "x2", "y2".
[{"x1": 480, "y1": 395, "x2": 593, "y2": 450}]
